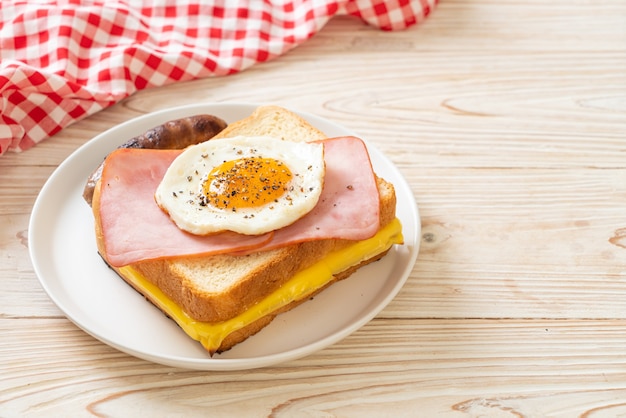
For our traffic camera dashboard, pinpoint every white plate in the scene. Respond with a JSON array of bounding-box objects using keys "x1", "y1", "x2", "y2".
[{"x1": 29, "y1": 103, "x2": 420, "y2": 370}]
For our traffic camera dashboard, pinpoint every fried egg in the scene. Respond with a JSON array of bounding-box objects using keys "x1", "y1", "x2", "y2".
[{"x1": 155, "y1": 135, "x2": 325, "y2": 235}]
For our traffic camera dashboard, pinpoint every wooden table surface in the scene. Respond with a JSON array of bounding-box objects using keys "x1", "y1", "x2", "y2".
[{"x1": 2, "y1": 1, "x2": 626, "y2": 416}]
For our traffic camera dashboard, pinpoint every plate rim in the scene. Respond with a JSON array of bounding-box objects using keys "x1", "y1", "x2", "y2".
[{"x1": 28, "y1": 102, "x2": 421, "y2": 370}]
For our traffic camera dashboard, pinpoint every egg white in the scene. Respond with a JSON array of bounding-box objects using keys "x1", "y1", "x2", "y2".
[{"x1": 154, "y1": 135, "x2": 325, "y2": 235}]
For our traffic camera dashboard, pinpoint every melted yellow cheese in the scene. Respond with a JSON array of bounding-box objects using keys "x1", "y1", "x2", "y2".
[{"x1": 118, "y1": 218, "x2": 403, "y2": 353}]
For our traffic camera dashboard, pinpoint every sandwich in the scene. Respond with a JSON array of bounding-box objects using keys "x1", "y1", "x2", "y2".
[{"x1": 89, "y1": 105, "x2": 403, "y2": 355}]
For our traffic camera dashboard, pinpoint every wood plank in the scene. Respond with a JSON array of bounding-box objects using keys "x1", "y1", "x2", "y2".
[{"x1": 2, "y1": 318, "x2": 626, "y2": 416}]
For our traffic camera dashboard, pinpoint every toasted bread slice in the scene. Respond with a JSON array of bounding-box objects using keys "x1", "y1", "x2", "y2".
[
  {"x1": 93, "y1": 105, "x2": 400, "y2": 354},
  {"x1": 213, "y1": 105, "x2": 327, "y2": 142},
  {"x1": 129, "y1": 176, "x2": 396, "y2": 323}
]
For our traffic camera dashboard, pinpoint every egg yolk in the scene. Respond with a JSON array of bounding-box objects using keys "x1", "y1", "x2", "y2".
[{"x1": 202, "y1": 157, "x2": 293, "y2": 210}]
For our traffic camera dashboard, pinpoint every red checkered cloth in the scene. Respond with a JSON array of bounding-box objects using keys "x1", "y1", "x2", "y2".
[{"x1": 0, "y1": 0, "x2": 435, "y2": 156}]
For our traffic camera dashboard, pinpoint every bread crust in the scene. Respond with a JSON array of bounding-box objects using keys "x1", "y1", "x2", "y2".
[{"x1": 215, "y1": 246, "x2": 392, "y2": 353}]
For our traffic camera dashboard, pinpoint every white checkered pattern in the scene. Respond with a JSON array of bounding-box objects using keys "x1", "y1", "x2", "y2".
[{"x1": 0, "y1": 0, "x2": 436, "y2": 155}]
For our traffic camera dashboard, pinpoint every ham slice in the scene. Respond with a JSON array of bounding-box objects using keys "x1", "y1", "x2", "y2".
[
  {"x1": 97, "y1": 137, "x2": 380, "y2": 267},
  {"x1": 98, "y1": 149, "x2": 274, "y2": 267},
  {"x1": 257, "y1": 136, "x2": 381, "y2": 250}
]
